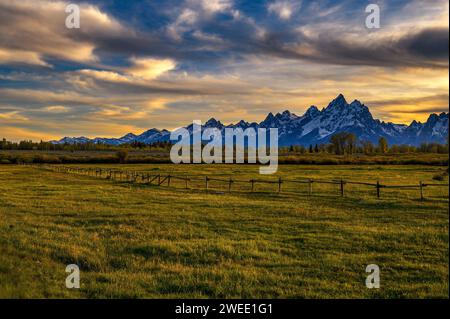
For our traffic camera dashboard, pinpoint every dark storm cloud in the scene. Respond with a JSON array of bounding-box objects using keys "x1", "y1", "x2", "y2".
[
  {"x1": 288, "y1": 28, "x2": 449, "y2": 69},
  {"x1": 1, "y1": 0, "x2": 447, "y2": 70},
  {"x1": 86, "y1": 24, "x2": 449, "y2": 70},
  {"x1": 398, "y1": 28, "x2": 449, "y2": 61}
]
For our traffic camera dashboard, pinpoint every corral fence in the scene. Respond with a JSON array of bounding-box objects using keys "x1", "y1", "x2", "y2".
[{"x1": 20, "y1": 163, "x2": 449, "y2": 201}]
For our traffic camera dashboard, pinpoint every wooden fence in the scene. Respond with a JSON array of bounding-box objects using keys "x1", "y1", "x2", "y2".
[{"x1": 20, "y1": 163, "x2": 449, "y2": 200}]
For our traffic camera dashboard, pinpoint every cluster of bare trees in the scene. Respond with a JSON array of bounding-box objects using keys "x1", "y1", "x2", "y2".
[{"x1": 282, "y1": 133, "x2": 448, "y2": 155}]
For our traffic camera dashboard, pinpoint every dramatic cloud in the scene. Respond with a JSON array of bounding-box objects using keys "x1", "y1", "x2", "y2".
[
  {"x1": 0, "y1": 0, "x2": 448, "y2": 140},
  {"x1": 126, "y1": 58, "x2": 177, "y2": 80},
  {"x1": 0, "y1": 0, "x2": 132, "y2": 66},
  {"x1": 43, "y1": 105, "x2": 71, "y2": 113},
  {"x1": 197, "y1": 0, "x2": 233, "y2": 14},
  {"x1": 0, "y1": 48, "x2": 50, "y2": 67},
  {"x1": 303, "y1": 27, "x2": 449, "y2": 69},
  {"x1": 268, "y1": 1, "x2": 302, "y2": 20}
]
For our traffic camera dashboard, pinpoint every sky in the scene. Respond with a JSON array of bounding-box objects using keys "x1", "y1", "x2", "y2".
[{"x1": 0, "y1": 0, "x2": 448, "y2": 141}]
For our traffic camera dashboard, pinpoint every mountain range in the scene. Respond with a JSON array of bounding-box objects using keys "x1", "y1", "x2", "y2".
[{"x1": 53, "y1": 94, "x2": 449, "y2": 147}]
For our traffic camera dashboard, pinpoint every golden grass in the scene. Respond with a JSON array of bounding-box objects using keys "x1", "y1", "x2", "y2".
[{"x1": 0, "y1": 164, "x2": 448, "y2": 298}]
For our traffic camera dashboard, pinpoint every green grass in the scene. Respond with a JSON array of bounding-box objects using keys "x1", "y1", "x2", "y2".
[
  {"x1": 0, "y1": 164, "x2": 448, "y2": 298},
  {"x1": 1, "y1": 149, "x2": 448, "y2": 166}
]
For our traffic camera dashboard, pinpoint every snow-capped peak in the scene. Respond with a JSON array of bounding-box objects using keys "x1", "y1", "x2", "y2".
[
  {"x1": 326, "y1": 94, "x2": 347, "y2": 110},
  {"x1": 52, "y1": 95, "x2": 449, "y2": 147},
  {"x1": 120, "y1": 133, "x2": 137, "y2": 140},
  {"x1": 205, "y1": 118, "x2": 223, "y2": 128},
  {"x1": 304, "y1": 105, "x2": 320, "y2": 118}
]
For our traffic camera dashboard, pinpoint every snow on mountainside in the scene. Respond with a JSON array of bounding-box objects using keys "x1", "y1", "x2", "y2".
[{"x1": 52, "y1": 94, "x2": 449, "y2": 147}]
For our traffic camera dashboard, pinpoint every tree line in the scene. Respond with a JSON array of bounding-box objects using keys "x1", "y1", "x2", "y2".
[
  {"x1": 1, "y1": 133, "x2": 448, "y2": 155},
  {"x1": 282, "y1": 132, "x2": 448, "y2": 155},
  {"x1": 0, "y1": 139, "x2": 173, "y2": 151}
]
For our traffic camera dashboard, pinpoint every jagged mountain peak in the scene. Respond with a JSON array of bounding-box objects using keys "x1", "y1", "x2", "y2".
[
  {"x1": 120, "y1": 132, "x2": 137, "y2": 139},
  {"x1": 349, "y1": 99, "x2": 362, "y2": 107},
  {"x1": 59, "y1": 136, "x2": 89, "y2": 143},
  {"x1": 52, "y1": 95, "x2": 449, "y2": 147},
  {"x1": 276, "y1": 110, "x2": 298, "y2": 120},
  {"x1": 426, "y1": 112, "x2": 448, "y2": 123},
  {"x1": 322, "y1": 94, "x2": 351, "y2": 116},
  {"x1": 279, "y1": 110, "x2": 292, "y2": 116},
  {"x1": 205, "y1": 118, "x2": 223, "y2": 128},
  {"x1": 304, "y1": 105, "x2": 320, "y2": 118},
  {"x1": 139, "y1": 128, "x2": 161, "y2": 136},
  {"x1": 235, "y1": 119, "x2": 251, "y2": 127},
  {"x1": 409, "y1": 120, "x2": 421, "y2": 128},
  {"x1": 226, "y1": 119, "x2": 254, "y2": 129},
  {"x1": 260, "y1": 110, "x2": 297, "y2": 127},
  {"x1": 327, "y1": 93, "x2": 347, "y2": 107}
]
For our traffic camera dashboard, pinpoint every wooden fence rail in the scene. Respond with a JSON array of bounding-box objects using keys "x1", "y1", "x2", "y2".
[{"x1": 19, "y1": 163, "x2": 449, "y2": 201}]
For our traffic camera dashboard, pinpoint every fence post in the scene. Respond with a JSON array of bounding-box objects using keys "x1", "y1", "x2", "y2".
[
  {"x1": 228, "y1": 178, "x2": 232, "y2": 192},
  {"x1": 278, "y1": 177, "x2": 282, "y2": 193},
  {"x1": 158, "y1": 174, "x2": 161, "y2": 185},
  {"x1": 376, "y1": 181, "x2": 381, "y2": 199},
  {"x1": 308, "y1": 179, "x2": 313, "y2": 196},
  {"x1": 205, "y1": 176, "x2": 209, "y2": 191},
  {"x1": 167, "y1": 175, "x2": 171, "y2": 187},
  {"x1": 420, "y1": 181, "x2": 424, "y2": 201},
  {"x1": 340, "y1": 179, "x2": 344, "y2": 197}
]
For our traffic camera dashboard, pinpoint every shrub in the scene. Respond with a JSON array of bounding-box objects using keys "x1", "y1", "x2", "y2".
[
  {"x1": 116, "y1": 150, "x2": 129, "y2": 163},
  {"x1": 433, "y1": 174, "x2": 445, "y2": 181},
  {"x1": 433, "y1": 168, "x2": 449, "y2": 181}
]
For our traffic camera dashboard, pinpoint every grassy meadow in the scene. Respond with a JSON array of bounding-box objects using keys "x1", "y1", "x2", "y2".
[
  {"x1": 0, "y1": 164, "x2": 448, "y2": 298},
  {"x1": 1, "y1": 149, "x2": 448, "y2": 166}
]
